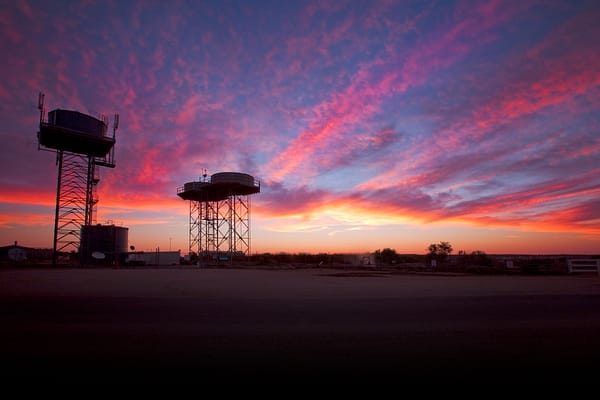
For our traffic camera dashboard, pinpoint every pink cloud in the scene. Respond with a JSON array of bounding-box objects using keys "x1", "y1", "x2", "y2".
[
  {"x1": 0, "y1": 211, "x2": 53, "y2": 228},
  {"x1": 174, "y1": 93, "x2": 232, "y2": 128},
  {"x1": 262, "y1": 0, "x2": 525, "y2": 183}
]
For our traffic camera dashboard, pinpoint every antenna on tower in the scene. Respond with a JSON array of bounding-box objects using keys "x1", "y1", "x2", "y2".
[
  {"x1": 37, "y1": 92, "x2": 45, "y2": 124},
  {"x1": 113, "y1": 113, "x2": 119, "y2": 137}
]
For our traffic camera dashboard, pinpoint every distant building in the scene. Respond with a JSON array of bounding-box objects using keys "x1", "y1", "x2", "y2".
[
  {"x1": 125, "y1": 250, "x2": 181, "y2": 266},
  {"x1": 0, "y1": 242, "x2": 53, "y2": 264},
  {"x1": 7, "y1": 245, "x2": 27, "y2": 261},
  {"x1": 341, "y1": 253, "x2": 375, "y2": 266}
]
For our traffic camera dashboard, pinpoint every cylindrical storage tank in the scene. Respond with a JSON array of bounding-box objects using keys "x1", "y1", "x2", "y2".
[
  {"x1": 80, "y1": 224, "x2": 129, "y2": 265},
  {"x1": 211, "y1": 172, "x2": 255, "y2": 187},
  {"x1": 48, "y1": 109, "x2": 107, "y2": 137}
]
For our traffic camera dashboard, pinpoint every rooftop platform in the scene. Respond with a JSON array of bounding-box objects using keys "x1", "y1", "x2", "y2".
[
  {"x1": 38, "y1": 109, "x2": 115, "y2": 157},
  {"x1": 38, "y1": 123, "x2": 115, "y2": 157},
  {"x1": 177, "y1": 172, "x2": 260, "y2": 202}
]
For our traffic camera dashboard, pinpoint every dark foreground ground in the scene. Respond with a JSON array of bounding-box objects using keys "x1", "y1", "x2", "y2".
[{"x1": 1, "y1": 267, "x2": 600, "y2": 384}]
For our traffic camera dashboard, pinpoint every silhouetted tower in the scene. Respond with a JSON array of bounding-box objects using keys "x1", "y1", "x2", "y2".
[
  {"x1": 177, "y1": 172, "x2": 260, "y2": 265},
  {"x1": 37, "y1": 93, "x2": 118, "y2": 264}
]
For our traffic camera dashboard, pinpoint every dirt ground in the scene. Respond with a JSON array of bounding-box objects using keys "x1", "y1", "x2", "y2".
[{"x1": 2, "y1": 266, "x2": 600, "y2": 384}]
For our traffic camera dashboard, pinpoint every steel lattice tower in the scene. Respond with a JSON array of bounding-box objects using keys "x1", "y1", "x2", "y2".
[
  {"x1": 177, "y1": 172, "x2": 259, "y2": 265},
  {"x1": 37, "y1": 93, "x2": 118, "y2": 264},
  {"x1": 52, "y1": 152, "x2": 96, "y2": 255}
]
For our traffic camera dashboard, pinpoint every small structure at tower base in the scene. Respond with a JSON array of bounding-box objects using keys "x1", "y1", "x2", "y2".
[{"x1": 80, "y1": 224, "x2": 128, "y2": 265}]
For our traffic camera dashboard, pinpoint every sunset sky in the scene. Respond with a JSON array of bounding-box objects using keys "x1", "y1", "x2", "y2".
[{"x1": 1, "y1": 0, "x2": 599, "y2": 255}]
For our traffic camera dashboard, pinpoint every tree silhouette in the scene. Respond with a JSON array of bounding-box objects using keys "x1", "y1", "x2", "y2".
[
  {"x1": 374, "y1": 248, "x2": 399, "y2": 265},
  {"x1": 427, "y1": 241, "x2": 453, "y2": 263}
]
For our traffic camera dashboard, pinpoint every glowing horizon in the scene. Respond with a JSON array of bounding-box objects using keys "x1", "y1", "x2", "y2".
[{"x1": 1, "y1": 0, "x2": 599, "y2": 255}]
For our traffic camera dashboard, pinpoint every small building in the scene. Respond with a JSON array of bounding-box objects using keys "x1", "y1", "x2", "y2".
[
  {"x1": 0, "y1": 242, "x2": 53, "y2": 265},
  {"x1": 125, "y1": 250, "x2": 181, "y2": 266},
  {"x1": 7, "y1": 245, "x2": 27, "y2": 262}
]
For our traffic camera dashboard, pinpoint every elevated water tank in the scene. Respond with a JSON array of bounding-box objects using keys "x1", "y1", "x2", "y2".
[
  {"x1": 210, "y1": 172, "x2": 260, "y2": 196},
  {"x1": 48, "y1": 109, "x2": 107, "y2": 137},
  {"x1": 38, "y1": 109, "x2": 115, "y2": 157},
  {"x1": 177, "y1": 172, "x2": 260, "y2": 202},
  {"x1": 211, "y1": 172, "x2": 256, "y2": 186}
]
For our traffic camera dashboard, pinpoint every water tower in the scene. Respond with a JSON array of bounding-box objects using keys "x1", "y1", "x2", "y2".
[
  {"x1": 37, "y1": 93, "x2": 119, "y2": 264},
  {"x1": 177, "y1": 171, "x2": 260, "y2": 265}
]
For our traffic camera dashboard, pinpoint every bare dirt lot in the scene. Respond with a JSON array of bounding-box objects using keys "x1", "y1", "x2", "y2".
[{"x1": 2, "y1": 266, "x2": 600, "y2": 384}]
